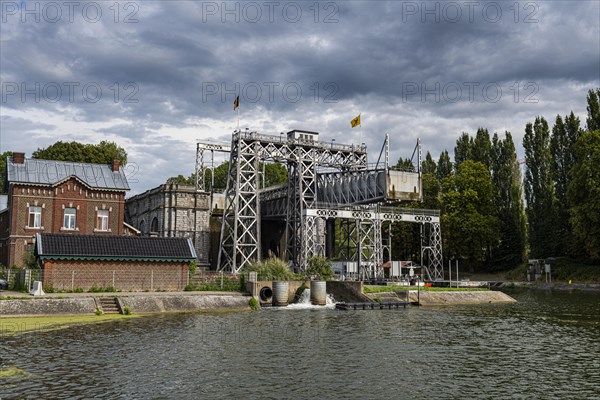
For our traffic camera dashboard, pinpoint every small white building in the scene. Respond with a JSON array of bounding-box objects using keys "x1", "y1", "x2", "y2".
[{"x1": 287, "y1": 130, "x2": 319, "y2": 142}]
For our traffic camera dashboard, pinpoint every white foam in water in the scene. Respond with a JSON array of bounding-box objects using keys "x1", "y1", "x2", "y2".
[{"x1": 282, "y1": 288, "x2": 337, "y2": 310}]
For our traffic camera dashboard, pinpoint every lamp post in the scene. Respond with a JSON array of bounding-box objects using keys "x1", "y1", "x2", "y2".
[{"x1": 331, "y1": 138, "x2": 335, "y2": 149}]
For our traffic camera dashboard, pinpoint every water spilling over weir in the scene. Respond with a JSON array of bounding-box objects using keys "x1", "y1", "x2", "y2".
[{"x1": 279, "y1": 289, "x2": 337, "y2": 310}]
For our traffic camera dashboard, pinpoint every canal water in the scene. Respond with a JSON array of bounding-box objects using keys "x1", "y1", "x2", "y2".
[{"x1": 1, "y1": 289, "x2": 599, "y2": 399}]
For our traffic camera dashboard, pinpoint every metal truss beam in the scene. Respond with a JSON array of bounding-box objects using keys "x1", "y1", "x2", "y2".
[
  {"x1": 305, "y1": 206, "x2": 443, "y2": 281},
  {"x1": 218, "y1": 131, "x2": 368, "y2": 273},
  {"x1": 195, "y1": 141, "x2": 231, "y2": 191}
]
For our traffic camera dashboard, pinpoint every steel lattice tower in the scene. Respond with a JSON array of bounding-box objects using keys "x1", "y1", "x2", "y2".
[{"x1": 213, "y1": 129, "x2": 444, "y2": 280}]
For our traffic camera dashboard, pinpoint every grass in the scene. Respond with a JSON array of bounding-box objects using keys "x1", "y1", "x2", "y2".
[
  {"x1": 0, "y1": 296, "x2": 32, "y2": 301},
  {"x1": 364, "y1": 285, "x2": 489, "y2": 294},
  {"x1": 0, "y1": 314, "x2": 142, "y2": 337}
]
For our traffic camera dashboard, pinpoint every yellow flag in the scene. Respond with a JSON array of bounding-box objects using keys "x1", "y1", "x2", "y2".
[{"x1": 351, "y1": 114, "x2": 361, "y2": 128}]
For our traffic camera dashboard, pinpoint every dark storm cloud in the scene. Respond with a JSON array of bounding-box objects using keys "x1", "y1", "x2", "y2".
[{"x1": 1, "y1": 0, "x2": 598, "y2": 193}]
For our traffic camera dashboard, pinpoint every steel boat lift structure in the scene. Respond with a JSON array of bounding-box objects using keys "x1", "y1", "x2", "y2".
[{"x1": 196, "y1": 129, "x2": 443, "y2": 281}]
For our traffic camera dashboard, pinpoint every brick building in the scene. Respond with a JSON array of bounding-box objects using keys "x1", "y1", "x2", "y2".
[
  {"x1": 125, "y1": 184, "x2": 220, "y2": 268},
  {"x1": 0, "y1": 153, "x2": 129, "y2": 267},
  {"x1": 36, "y1": 233, "x2": 195, "y2": 291}
]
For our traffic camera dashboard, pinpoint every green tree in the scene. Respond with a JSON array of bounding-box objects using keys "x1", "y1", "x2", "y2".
[
  {"x1": 550, "y1": 112, "x2": 581, "y2": 255},
  {"x1": 440, "y1": 160, "x2": 499, "y2": 270},
  {"x1": 172, "y1": 161, "x2": 288, "y2": 192},
  {"x1": 395, "y1": 157, "x2": 415, "y2": 172},
  {"x1": 305, "y1": 256, "x2": 334, "y2": 280},
  {"x1": 421, "y1": 151, "x2": 437, "y2": 175},
  {"x1": 472, "y1": 128, "x2": 492, "y2": 170},
  {"x1": 454, "y1": 132, "x2": 472, "y2": 169},
  {"x1": 422, "y1": 173, "x2": 440, "y2": 209},
  {"x1": 523, "y1": 117, "x2": 557, "y2": 258},
  {"x1": 262, "y1": 162, "x2": 288, "y2": 188},
  {"x1": 0, "y1": 151, "x2": 13, "y2": 193},
  {"x1": 437, "y1": 150, "x2": 452, "y2": 182},
  {"x1": 491, "y1": 132, "x2": 527, "y2": 268},
  {"x1": 567, "y1": 130, "x2": 600, "y2": 258},
  {"x1": 32, "y1": 140, "x2": 127, "y2": 165},
  {"x1": 586, "y1": 88, "x2": 600, "y2": 131},
  {"x1": 166, "y1": 175, "x2": 194, "y2": 185},
  {"x1": 203, "y1": 162, "x2": 230, "y2": 191}
]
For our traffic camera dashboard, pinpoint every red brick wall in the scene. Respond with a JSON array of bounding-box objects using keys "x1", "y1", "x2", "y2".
[
  {"x1": 0, "y1": 210, "x2": 9, "y2": 267},
  {"x1": 5, "y1": 179, "x2": 126, "y2": 266},
  {"x1": 43, "y1": 259, "x2": 189, "y2": 292}
]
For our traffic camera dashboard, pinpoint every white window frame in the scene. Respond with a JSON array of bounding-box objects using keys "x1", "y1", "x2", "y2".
[
  {"x1": 63, "y1": 208, "x2": 76, "y2": 230},
  {"x1": 28, "y1": 206, "x2": 42, "y2": 228},
  {"x1": 96, "y1": 210, "x2": 109, "y2": 231}
]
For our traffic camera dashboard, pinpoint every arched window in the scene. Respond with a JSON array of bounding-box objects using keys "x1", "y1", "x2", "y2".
[
  {"x1": 139, "y1": 220, "x2": 146, "y2": 235},
  {"x1": 151, "y1": 217, "x2": 159, "y2": 233}
]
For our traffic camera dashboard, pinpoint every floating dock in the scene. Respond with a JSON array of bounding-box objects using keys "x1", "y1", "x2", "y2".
[{"x1": 335, "y1": 301, "x2": 411, "y2": 310}]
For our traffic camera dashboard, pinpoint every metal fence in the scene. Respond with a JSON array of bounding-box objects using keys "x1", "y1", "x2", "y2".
[
  {"x1": 189, "y1": 271, "x2": 242, "y2": 292},
  {"x1": 0, "y1": 267, "x2": 39, "y2": 291},
  {"x1": 1, "y1": 267, "x2": 244, "y2": 293},
  {"x1": 40, "y1": 268, "x2": 188, "y2": 292}
]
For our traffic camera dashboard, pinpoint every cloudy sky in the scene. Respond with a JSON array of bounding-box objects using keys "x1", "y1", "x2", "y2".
[{"x1": 1, "y1": 0, "x2": 599, "y2": 194}]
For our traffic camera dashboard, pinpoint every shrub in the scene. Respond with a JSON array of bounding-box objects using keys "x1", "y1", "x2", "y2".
[
  {"x1": 88, "y1": 285, "x2": 117, "y2": 293},
  {"x1": 248, "y1": 297, "x2": 260, "y2": 311},
  {"x1": 243, "y1": 258, "x2": 296, "y2": 281},
  {"x1": 123, "y1": 305, "x2": 132, "y2": 315},
  {"x1": 305, "y1": 256, "x2": 334, "y2": 281},
  {"x1": 189, "y1": 261, "x2": 197, "y2": 277},
  {"x1": 95, "y1": 307, "x2": 103, "y2": 316}
]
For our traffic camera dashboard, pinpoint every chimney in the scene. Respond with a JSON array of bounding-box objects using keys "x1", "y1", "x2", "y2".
[
  {"x1": 12, "y1": 152, "x2": 25, "y2": 164},
  {"x1": 112, "y1": 159, "x2": 120, "y2": 172}
]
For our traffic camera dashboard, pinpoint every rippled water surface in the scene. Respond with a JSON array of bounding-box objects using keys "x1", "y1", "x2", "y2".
[{"x1": 1, "y1": 289, "x2": 599, "y2": 399}]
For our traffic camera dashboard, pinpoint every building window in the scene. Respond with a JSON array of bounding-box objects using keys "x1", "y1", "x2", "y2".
[
  {"x1": 63, "y1": 208, "x2": 76, "y2": 230},
  {"x1": 28, "y1": 206, "x2": 42, "y2": 228},
  {"x1": 96, "y1": 210, "x2": 109, "y2": 231}
]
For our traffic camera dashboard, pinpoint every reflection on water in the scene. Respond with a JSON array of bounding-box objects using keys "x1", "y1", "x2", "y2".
[{"x1": 1, "y1": 289, "x2": 599, "y2": 399}]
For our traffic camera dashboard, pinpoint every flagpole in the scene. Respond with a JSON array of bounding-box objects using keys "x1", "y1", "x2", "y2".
[
  {"x1": 237, "y1": 107, "x2": 240, "y2": 131},
  {"x1": 359, "y1": 114, "x2": 362, "y2": 147}
]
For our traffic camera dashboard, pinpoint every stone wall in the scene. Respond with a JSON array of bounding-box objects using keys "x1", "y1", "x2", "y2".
[
  {"x1": 121, "y1": 293, "x2": 249, "y2": 313},
  {"x1": 125, "y1": 184, "x2": 212, "y2": 267},
  {"x1": 0, "y1": 298, "x2": 97, "y2": 316},
  {"x1": 0, "y1": 293, "x2": 250, "y2": 317}
]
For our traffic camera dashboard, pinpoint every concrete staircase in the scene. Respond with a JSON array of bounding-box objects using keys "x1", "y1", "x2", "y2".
[{"x1": 98, "y1": 297, "x2": 122, "y2": 314}]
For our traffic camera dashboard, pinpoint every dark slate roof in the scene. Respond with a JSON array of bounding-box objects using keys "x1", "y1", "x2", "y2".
[
  {"x1": 36, "y1": 234, "x2": 196, "y2": 261},
  {"x1": 7, "y1": 157, "x2": 130, "y2": 191}
]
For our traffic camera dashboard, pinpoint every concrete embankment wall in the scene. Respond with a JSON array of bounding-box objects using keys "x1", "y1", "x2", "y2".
[
  {"x1": 250, "y1": 281, "x2": 308, "y2": 300},
  {"x1": 498, "y1": 282, "x2": 600, "y2": 291},
  {"x1": 120, "y1": 294, "x2": 249, "y2": 313},
  {"x1": 327, "y1": 281, "x2": 371, "y2": 303},
  {"x1": 0, "y1": 293, "x2": 250, "y2": 317},
  {"x1": 407, "y1": 290, "x2": 516, "y2": 305},
  {"x1": 0, "y1": 298, "x2": 98, "y2": 316}
]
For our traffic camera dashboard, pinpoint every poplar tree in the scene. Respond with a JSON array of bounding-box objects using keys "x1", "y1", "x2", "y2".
[
  {"x1": 491, "y1": 132, "x2": 527, "y2": 267},
  {"x1": 421, "y1": 151, "x2": 437, "y2": 175},
  {"x1": 586, "y1": 89, "x2": 600, "y2": 131},
  {"x1": 550, "y1": 112, "x2": 581, "y2": 255},
  {"x1": 437, "y1": 150, "x2": 452, "y2": 182},
  {"x1": 567, "y1": 130, "x2": 600, "y2": 259},
  {"x1": 454, "y1": 133, "x2": 472, "y2": 169},
  {"x1": 523, "y1": 117, "x2": 557, "y2": 258},
  {"x1": 471, "y1": 128, "x2": 492, "y2": 170}
]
